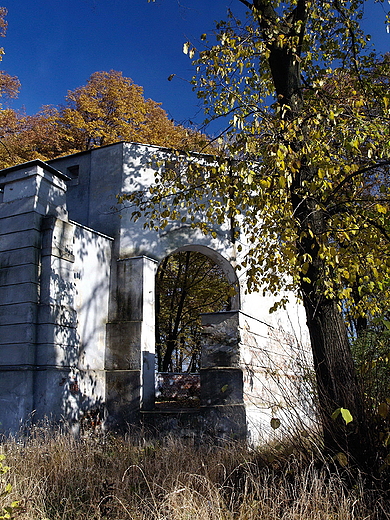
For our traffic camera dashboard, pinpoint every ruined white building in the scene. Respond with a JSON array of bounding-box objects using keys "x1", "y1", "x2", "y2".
[{"x1": 0, "y1": 142, "x2": 311, "y2": 440}]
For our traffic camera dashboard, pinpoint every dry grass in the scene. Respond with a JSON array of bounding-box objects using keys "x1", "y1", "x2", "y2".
[{"x1": 0, "y1": 425, "x2": 388, "y2": 520}]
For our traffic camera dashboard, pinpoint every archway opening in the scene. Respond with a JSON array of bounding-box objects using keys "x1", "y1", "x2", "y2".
[{"x1": 155, "y1": 247, "x2": 238, "y2": 408}]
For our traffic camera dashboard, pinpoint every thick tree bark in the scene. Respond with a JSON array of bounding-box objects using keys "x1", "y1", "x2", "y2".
[
  {"x1": 306, "y1": 304, "x2": 370, "y2": 457},
  {"x1": 252, "y1": 0, "x2": 373, "y2": 467},
  {"x1": 300, "y1": 249, "x2": 373, "y2": 467}
]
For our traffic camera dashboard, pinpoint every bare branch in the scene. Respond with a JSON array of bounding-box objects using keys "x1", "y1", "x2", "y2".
[{"x1": 237, "y1": 0, "x2": 253, "y2": 9}]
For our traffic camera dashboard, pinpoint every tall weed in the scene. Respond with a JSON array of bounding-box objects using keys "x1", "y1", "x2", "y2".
[{"x1": 0, "y1": 426, "x2": 388, "y2": 520}]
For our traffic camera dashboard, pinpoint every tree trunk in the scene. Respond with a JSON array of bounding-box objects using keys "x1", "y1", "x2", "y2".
[
  {"x1": 161, "y1": 251, "x2": 191, "y2": 372},
  {"x1": 252, "y1": 0, "x2": 373, "y2": 467},
  {"x1": 294, "y1": 181, "x2": 373, "y2": 467},
  {"x1": 156, "y1": 256, "x2": 169, "y2": 371},
  {"x1": 162, "y1": 338, "x2": 176, "y2": 372},
  {"x1": 302, "y1": 280, "x2": 372, "y2": 467}
]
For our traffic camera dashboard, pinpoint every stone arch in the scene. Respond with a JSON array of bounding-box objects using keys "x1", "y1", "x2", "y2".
[
  {"x1": 164, "y1": 244, "x2": 241, "y2": 311},
  {"x1": 154, "y1": 244, "x2": 240, "y2": 407}
]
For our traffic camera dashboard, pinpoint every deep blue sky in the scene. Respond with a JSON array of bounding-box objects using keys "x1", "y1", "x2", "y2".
[{"x1": 2, "y1": 0, "x2": 390, "y2": 134}]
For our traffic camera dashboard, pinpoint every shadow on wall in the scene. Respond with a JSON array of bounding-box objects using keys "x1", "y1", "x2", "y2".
[
  {"x1": 239, "y1": 311, "x2": 316, "y2": 444},
  {"x1": 33, "y1": 215, "x2": 112, "y2": 431},
  {"x1": 116, "y1": 144, "x2": 237, "y2": 260}
]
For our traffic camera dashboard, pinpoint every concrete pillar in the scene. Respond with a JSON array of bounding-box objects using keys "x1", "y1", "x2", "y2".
[
  {"x1": 200, "y1": 311, "x2": 247, "y2": 440},
  {"x1": 106, "y1": 256, "x2": 157, "y2": 428},
  {"x1": 201, "y1": 310, "x2": 312, "y2": 443},
  {"x1": 0, "y1": 161, "x2": 68, "y2": 432}
]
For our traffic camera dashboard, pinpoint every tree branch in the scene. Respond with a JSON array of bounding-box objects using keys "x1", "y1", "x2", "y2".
[
  {"x1": 365, "y1": 217, "x2": 390, "y2": 243},
  {"x1": 237, "y1": 0, "x2": 253, "y2": 9},
  {"x1": 325, "y1": 160, "x2": 390, "y2": 206}
]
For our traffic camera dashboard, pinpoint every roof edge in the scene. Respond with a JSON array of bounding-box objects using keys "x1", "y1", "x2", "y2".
[
  {"x1": 0, "y1": 159, "x2": 71, "y2": 181},
  {"x1": 47, "y1": 141, "x2": 217, "y2": 164}
]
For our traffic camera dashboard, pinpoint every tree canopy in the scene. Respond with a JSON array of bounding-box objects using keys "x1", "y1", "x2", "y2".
[
  {"x1": 137, "y1": 0, "x2": 390, "y2": 472},
  {"x1": 57, "y1": 70, "x2": 207, "y2": 153},
  {"x1": 0, "y1": 67, "x2": 209, "y2": 167}
]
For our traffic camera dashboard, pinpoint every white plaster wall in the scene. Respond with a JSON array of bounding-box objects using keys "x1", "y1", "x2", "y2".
[
  {"x1": 1, "y1": 164, "x2": 68, "y2": 219},
  {"x1": 118, "y1": 143, "x2": 234, "y2": 260},
  {"x1": 33, "y1": 220, "x2": 112, "y2": 425},
  {"x1": 48, "y1": 143, "x2": 312, "y2": 437},
  {"x1": 118, "y1": 143, "x2": 309, "y2": 346},
  {"x1": 49, "y1": 143, "x2": 310, "y2": 333},
  {"x1": 239, "y1": 312, "x2": 313, "y2": 444},
  {"x1": 70, "y1": 223, "x2": 113, "y2": 418},
  {"x1": 72, "y1": 224, "x2": 113, "y2": 371},
  {"x1": 0, "y1": 146, "x2": 315, "y2": 437},
  {"x1": 49, "y1": 142, "x2": 308, "y2": 339}
]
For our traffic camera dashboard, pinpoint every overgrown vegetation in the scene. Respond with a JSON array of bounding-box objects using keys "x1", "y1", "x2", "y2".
[{"x1": 0, "y1": 426, "x2": 389, "y2": 520}]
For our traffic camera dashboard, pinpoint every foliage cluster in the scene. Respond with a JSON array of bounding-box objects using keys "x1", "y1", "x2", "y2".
[
  {"x1": 139, "y1": 4, "x2": 390, "y2": 321},
  {"x1": 138, "y1": 0, "x2": 390, "y2": 470},
  {"x1": 1, "y1": 427, "x2": 389, "y2": 520},
  {"x1": 0, "y1": 68, "x2": 209, "y2": 168}
]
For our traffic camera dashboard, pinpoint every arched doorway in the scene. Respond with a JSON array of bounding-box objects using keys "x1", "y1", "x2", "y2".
[{"x1": 155, "y1": 246, "x2": 239, "y2": 408}]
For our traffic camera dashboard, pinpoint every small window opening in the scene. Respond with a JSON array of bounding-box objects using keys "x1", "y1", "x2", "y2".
[{"x1": 66, "y1": 165, "x2": 80, "y2": 186}]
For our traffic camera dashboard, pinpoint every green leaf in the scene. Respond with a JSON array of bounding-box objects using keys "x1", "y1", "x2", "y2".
[
  {"x1": 340, "y1": 408, "x2": 353, "y2": 425},
  {"x1": 331, "y1": 408, "x2": 341, "y2": 421},
  {"x1": 332, "y1": 407, "x2": 353, "y2": 424}
]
